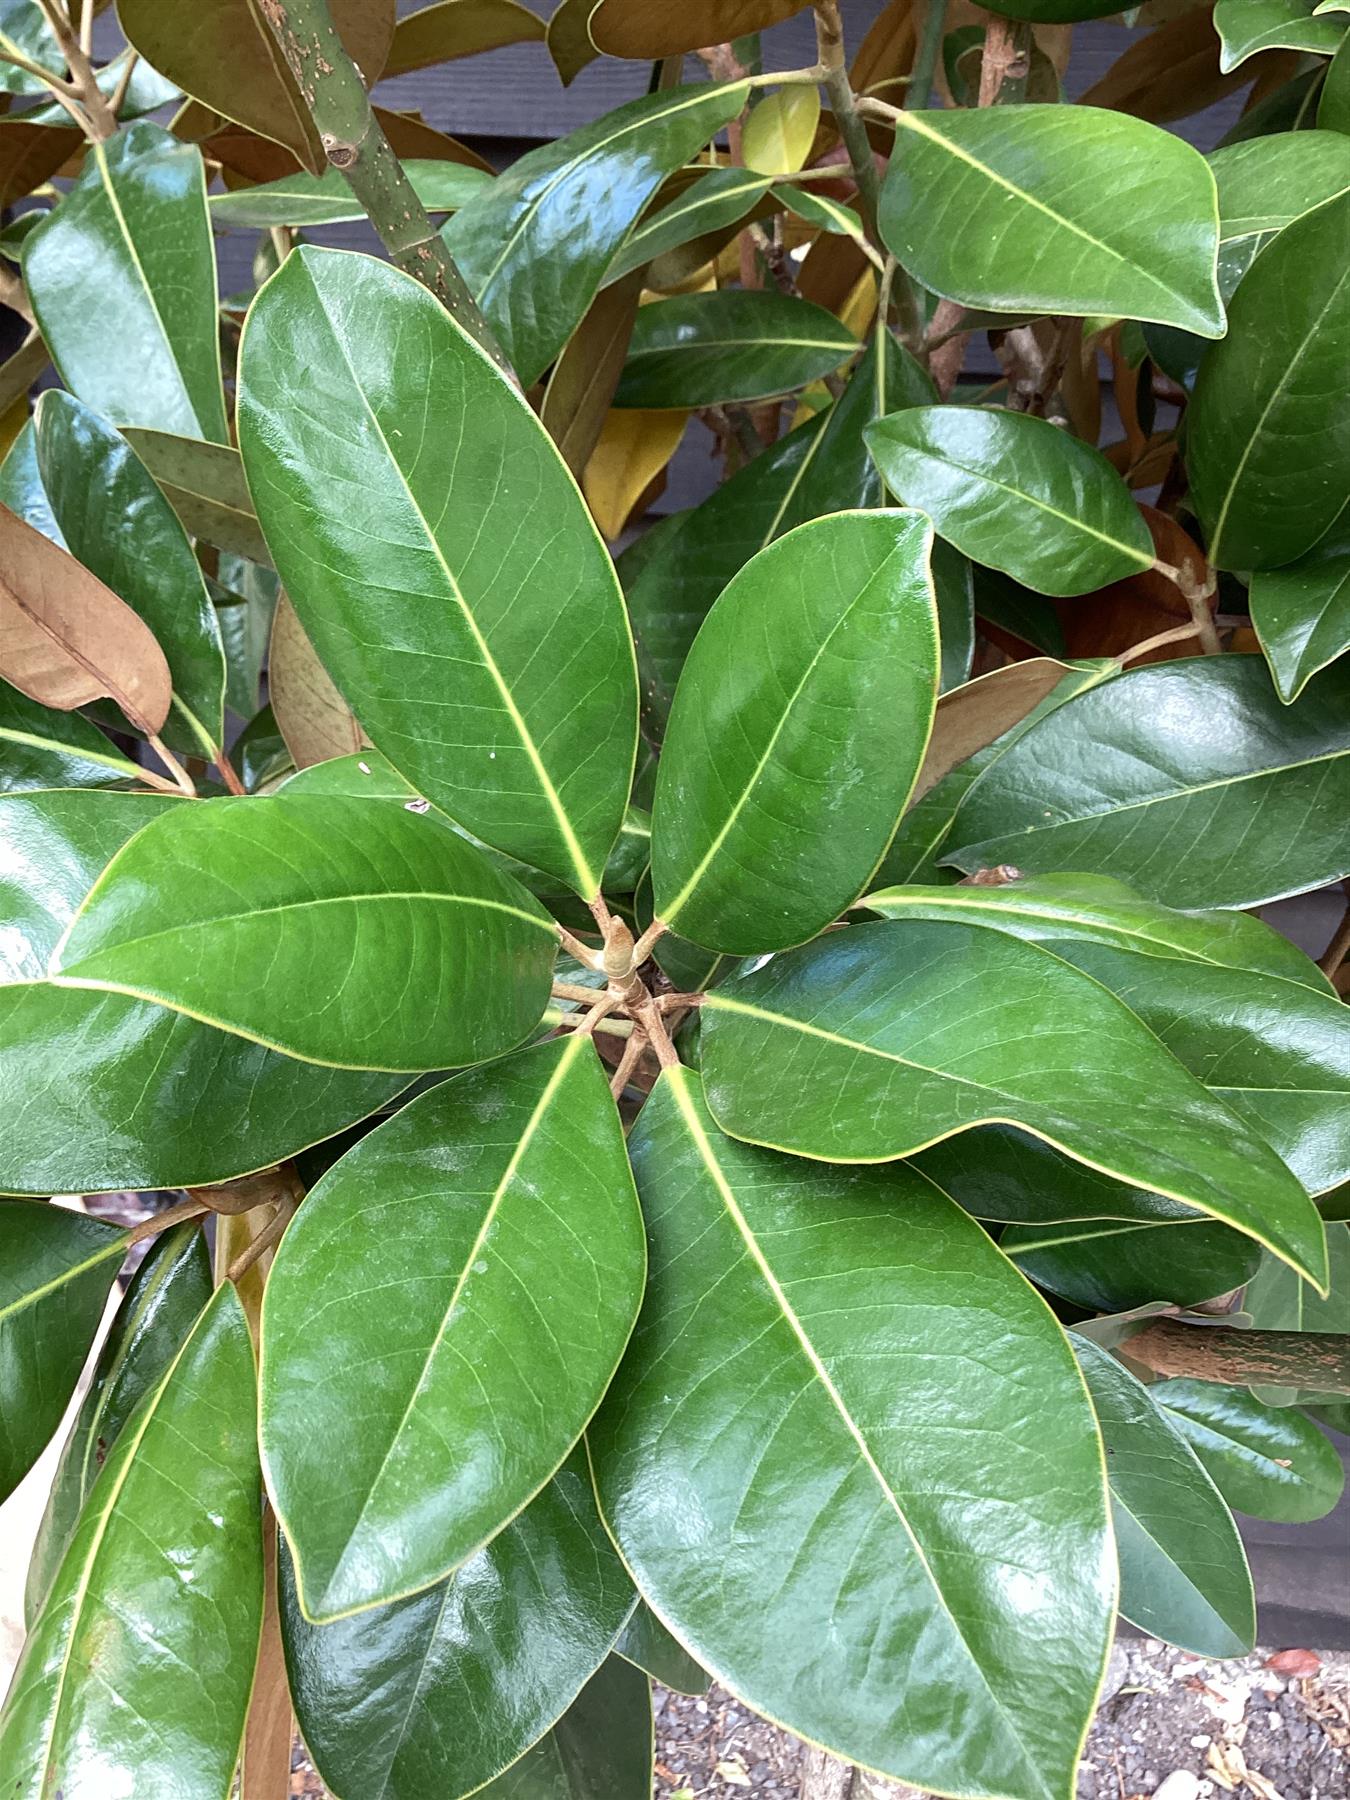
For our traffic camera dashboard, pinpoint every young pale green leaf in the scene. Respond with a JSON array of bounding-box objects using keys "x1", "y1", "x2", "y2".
[
  {"x1": 474, "y1": 1655, "x2": 654, "y2": 1799},
  {"x1": 590, "y1": 1068, "x2": 1113, "y2": 1800},
  {"x1": 1251, "y1": 519, "x2": 1350, "y2": 703},
  {"x1": 0, "y1": 788, "x2": 407, "y2": 1192},
  {"x1": 652, "y1": 511, "x2": 938, "y2": 954},
  {"x1": 1003, "y1": 1217, "x2": 1261, "y2": 1311},
  {"x1": 0, "y1": 1283, "x2": 263, "y2": 1799},
  {"x1": 443, "y1": 82, "x2": 747, "y2": 384},
  {"x1": 1188, "y1": 192, "x2": 1350, "y2": 571},
  {"x1": 0, "y1": 677, "x2": 149, "y2": 794},
  {"x1": 260, "y1": 1036, "x2": 645, "y2": 1621},
  {"x1": 1074, "y1": 1337, "x2": 1255, "y2": 1659},
  {"x1": 50, "y1": 794, "x2": 557, "y2": 1072},
  {"x1": 238, "y1": 246, "x2": 637, "y2": 897},
  {"x1": 878, "y1": 106, "x2": 1224, "y2": 336},
  {"x1": 865, "y1": 406, "x2": 1154, "y2": 597},
  {"x1": 699, "y1": 921, "x2": 1329, "y2": 1285},
  {"x1": 0, "y1": 1201, "x2": 124, "y2": 1504},
  {"x1": 24, "y1": 1223, "x2": 212, "y2": 1628},
  {"x1": 742, "y1": 85, "x2": 820, "y2": 176},
  {"x1": 120, "y1": 428, "x2": 272, "y2": 567},
  {"x1": 944, "y1": 656, "x2": 1350, "y2": 908},
  {"x1": 605, "y1": 167, "x2": 773, "y2": 286},
  {"x1": 34, "y1": 391, "x2": 227, "y2": 759},
  {"x1": 1215, "y1": 0, "x2": 1345, "y2": 68},
  {"x1": 615, "y1": 1604, "x2": 710, "y2": 1697},
  {"x1": 614, "y1": 291, "x2": 858, "y2": 409},
  {"x1": 210, "y1": 157, "x2": 493, "y2": 228},
  {"x1": 280, "y1": 1450, "x2": 634, "y2": 1800},
  {"x1": 1155, "y1": 1380, "x2": 1345, "y2": 1523},
  {"x1": 23, "y1": 123, "x2": 227, "y2": 441}
]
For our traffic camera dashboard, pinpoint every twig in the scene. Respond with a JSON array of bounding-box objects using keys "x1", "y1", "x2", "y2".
[
  {"x1": 630, "y1": 917, "x2": 669, "y2": 968},
  {"x1": 608, "y1": 1027, "x2": 649, "y2": 1098},
  {"x1": 212, "y1": 749, "x2": 246, "y2": 795},
  {"x1": 552, "y1": 979, "x2": 609, "y2": 1006},
  {"x1": 630, "y1": 988, "x2": 681, "y2": 1069},
  {"x1": 124, "y1": 1197, "x2": 211, "y2": 1248},
  {"x1": 107, "y1": 49, "x2": 140, "y2": 121},
  {"x1": 1126, "y1": 1321, "x2": 1350, "y2": 1392},
  {"x1": 1318, "y1": 898, "x2": 1350, "y2": 977},
  {"x1": 977, "y1": 13, "x2": 1031, "y2": 108},
  {"x1": 556, "y1": 924, "x2": 604, "y2": 970},
  {"x1": 1153, "y1": 557, "x2": 1222, "y2": 654},
  {"x1": 905, "y1": 0, "x2": 948, "y2": 110},
  {"x1": 32, "y1": 0, "x2": 117, "y2": 138},
  {"x1": 1116, "y1": 622, "x2": 1203, "y2": 666},
  {"x1": 146, "y1": 734, "x2": 199, "y2": 797},
  {"x1": 226, "y1": 1194, "x2": 298, "y2": 1282},
  {"x1": 541, "y1": 1004, "x2": 633, "y2": 1039}
]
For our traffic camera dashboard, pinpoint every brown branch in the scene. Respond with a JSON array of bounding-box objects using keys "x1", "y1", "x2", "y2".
[
  {"x1": 32, "y1": 0, "x2": 117, "y2": 138},
  {"x1": 1319, "y1": 897, "x2": 1350, "y2": 978},
  {"x1": 1127, "y1": 1321, "x2": 1350, "y2": 1393}
]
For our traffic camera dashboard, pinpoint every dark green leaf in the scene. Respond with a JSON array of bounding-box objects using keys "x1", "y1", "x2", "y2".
[
  {"x1": 0, "y1": 678, "x2": 148, "y2": 793},
  {"x1": 121, "y1": 428, "x2": 273, "y2": 568},
  {"x1": 943, "y1": 656, "x2": 1350, "y2": 908},
  {"x1": 652, "y1": 511, "x2": 938, "y2": 953},
  {"x1": 615, "y1": 1603, "x2": 709, "y2": 1697},
  {"x1": 238, "y1": 246, "x2": 638, "y2": 898},
  {"x1": 866, "y1": 405, "x2": 1154, "y2": 597},
  {"x1": 386, "y1": 0, "x2": 546, "y2": 73},
  {"x1": 1075, "y1": 1336, "x2": 1255, "y2": 1657},
  {"x1": 1209, "y1": 130, "x2": 1350, "y2": 296},
  {"x1": 591, "y1": 1069, "x2": 1113, "y2": 1800},
  {"x1": 210, "y1": 157, "x2": 492, "y2": 228},
  {"x1": 1154, "y1": 1379, "x2": 1346, "y2": 1522},
  {"x1": 933, "y1": 539, "x2": 976, "y2": 691},
  {"x1": 444, "y1": 83, "x2": 748, "y2": 384},
  {"x1": 260, "y1": 1036, "x2": 644, "y2": 1620},
  {"x1": 614, "y1": 291, "x2": 857, "y2": 409},
  {"x1": 606, "y1": 167, "x2": 773, "y2": 286},
  {"x1": 1215, "y1": 0, "x2": 1345, "y2": 69},
  {"x1": 1250, "y1": 518, "x2": 1350, "y2": 703},
  {"x1": 281, "y1": 1450, "x2": 634, "y2": 1798},
  {"x1": 913, "y1": 1125, "x2": 1201, "y2": 1228},
  {"x1": 1321, "y1": 32, "x2": 1350, "y2": 130},
  {"x1": 23, "y1": 123, "x2": 227, "y2": 441},
  {"x1": 878, "y1": 107, "x2": 1224, "y2": 336},
  {"x1": 699, "y1": 921, "x2": 1329, "y2": 1283},
  {"x1": 474, "y1": 1655, "x2": 653, "y2": 1799},
  {"x1": 1003, "y1": 1217, "x2": 1261, "y2": 1311}
]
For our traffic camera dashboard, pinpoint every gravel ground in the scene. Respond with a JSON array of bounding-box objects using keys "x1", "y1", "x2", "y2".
[{"x1": 285, "y1": 1643, "x2": 1349, "y2": 1798}]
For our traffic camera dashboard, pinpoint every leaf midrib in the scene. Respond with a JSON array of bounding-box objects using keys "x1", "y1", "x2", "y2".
[{"x1": 0, "y1": 1232, "x2": 123, "y2": 1326}]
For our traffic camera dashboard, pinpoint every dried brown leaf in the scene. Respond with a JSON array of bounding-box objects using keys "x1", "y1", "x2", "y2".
[{"x1": 268, "y1": 592, "x2": 366, "y2": 770}]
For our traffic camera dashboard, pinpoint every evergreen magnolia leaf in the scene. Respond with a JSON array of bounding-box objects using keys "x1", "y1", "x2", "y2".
[
  {"x1": 50, "y1": 794, "x2": 557, "y2": 1073},
  {"x1": 121, "y1": 428, "x2": 272, "y2": 567},
  {"x1": 1250, "y1": 520, "x2": 1350, "y2": 703},
  {"x1": 605, "y1": 167, "x2": 773, "y2": 287},
  {"x1": 1075, "y1": 1337, "x2": 1255, "y2": 1659},
  {"x1": 0, "y1": 677, "x2": 150, "y2": 793},
  {"x1": 878, "y1": 106, "x2": 1224, "y2": 336},
  {"x1": 281, "y1": 1452, "x2": 634, "y2": 1800},
  {"x1": 260, "y1": 1036, "x2": 645, "y2": 1621},
  {"x1": 614, "y1": 290, "x2": 858, "y2": 408},
  {"x1": 0, "y1": 788, "x2": 406, "y2": 1192},
  {"x1": 23, "y1": 123, "x2": 228, "y2": 441},
  {"x1": 615, "y1": 1604, "x2": 710, "y2": 1697},
  {"x1": 1002, "y1": 1216, "x2": 1261, "y2": 1311},
  {"x1": 699, "y1": 920, "x2": 1329, "y2": 1284},
  {"x1": 34, "y1": 391, "x2": 227, "y2": 759},
  {"x1": 238, "y1": 247, "x2": 637, "y2": 898},
  {"x1": 24, "y1": 1222, "x2": 213, "y2": 1627},
  {"x1": 1187, "y1": 192, "x2": 1350, "y2": 571},
  {"x1": 474, "y1": 1655, "x2": 654, "y2": 1799},
  {"x1": 210, "y1": 158, "x2": 492, "y2": 229},
  {"x1": 1209, "y1": 131, "x2": 1350, "y2": 294},
  {"x1": 589, "y1": 0, "x2": 811, "y2": 57},
  {"x1": 0, "y1": 1284, "x2": 263, "y2": 1798},
  {"x1": 865, "y1": 406, "x2": 1154, "y2": 597},
  {"x1": 1153, "y1": 1380, "x2": 1346, "y2": 1522},
  {"x1": 1214, "y1": 0, "x2": 1345, "y2": 68},
  {"x1": 385, "y1": 0, "x2": 546, "y2": 74},
  {"x1": 652, "y1": 511, "x2": 938, "y2": 954},
  {"x1": 590, "y1": 1068, "x2": 1114, "y2": 1800},
  {"x1": 444, "y1": 82, "x2": 748, "y2": 384},
  {"x1": 944, "y1": 656, "x2": 1350, "y2": 908},
  {"x1": 0, "y1": 1201, "x2": 125, "y2": 1503}
]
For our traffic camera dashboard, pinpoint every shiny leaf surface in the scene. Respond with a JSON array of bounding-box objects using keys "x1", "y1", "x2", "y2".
[
  {"x1": 238, "y1": 247, "x2": 637, "y2": 897},
  {"x1": 1214, "y1": 0, "x2": 1345, "y2": 68},
  {"x1": 865, "y1": 406, "x2": 1154, "y2": 597},
  {"x1": 0, "y1": 1283, "x2": 263, "y2": 1799},
  {"x1": 51, "y1": 793, "x2": 556, "y2": 1072},
  {"x1": 1250, "y1": 519, "x2": 1350, "y2": 703},
  {"x1": 614, "y1": 291, "x2": 858, "y2": 409},
  {"x1": 121, "y1": 428, "x2": 272, "y2": 567},
  {"x1": 261, "y1": 1036, "x2": 644, "y2": 1620},
  {"x1": 210, "y1": 158, "x2": 492, "y2": 227},
  {"x1": 1075, "y1": 1336, "x2": 1255, "y2": 1658},
  {"x1": 699, "y1": 921, "x2": 1328, "y2": 1283},
  {"x1": 742, "y1": 86, "x2": 820, "y2": 176},
  {"x1": 23, "y1": 123, "x2": 227, "y2": 441},
  {"x1": 591, "y1": 1068, "x2": 1113, "y2": 1800},
  {"x1": 0, "y1": 677, "x2": 150, "y2": 794},
  {"x1": 606, "y1": 167, "x2": 772, "y2": 286},
  {"x1": 1209, "y1": 130, "x2": 1350, "y2": 291},
  {"x1": 1003, "y1": 1216, "x2": 1261, "y2": 1311},
  {"x1": 1155, "y1": 1380, "x2": 1345, "y2": 1522},
  {"x1": 474, "y1": 1655, "x2": 653, "y2": 1799}
]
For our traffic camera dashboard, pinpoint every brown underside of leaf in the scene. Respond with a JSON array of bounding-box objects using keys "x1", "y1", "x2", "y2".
[
  {"x1": 541, "y1": 272, "x2": 646, "y2": 477},
  {"x1": 268, "y1": 592, "x2": 366, "y2": 769},
  {"x1": 1080, "y1": 9, "x2": 1292, "y2": 122},
  {"x1": 914, "y1": 656, "x2": 1071, "y2": 798},
  {"x1": 1056, "y1": 505, "x2": 1213, "y2": 663}
]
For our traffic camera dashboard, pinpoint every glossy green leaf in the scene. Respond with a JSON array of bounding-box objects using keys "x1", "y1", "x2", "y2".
[
  {"x1": 474, "y1": 1656, "x2": 653, "y2": 1800},
  {"x1": 1210, "y1": 131, "x2": 1350, "y2": 295},
  {"x1": 933, "y1": 539, "x2": 976, "y2": 692},
  {"x1": 1215, "y1": 0, "x2": 1345, "y2": 69},
  {"x1": 0, "y1": 1201, "x2": 124, "y2": 1504},
  {"x1": 121, "y1": 428, "x2": 273, "y2": 567},
  {"x1": 280, "y1": 1450, "x2": 634, "y2": 1799},
  {"x1": 591, "y1": 1068, "x2": 1113, "y2": 1800},
  {"x1": 944, "y1": 656, "x2": 1350, "y2": 908},
  {"x1": 0, "y1": 1283, "x2": 262, "y2": 1799},
  {"x1": 699, "y1": 921, "x2": 1329, "y2": 1284},
  {"x1": 444, "y1": 82, "x2": 747, "y2": 384},
  {"x1": 1074, "y1": 1337, "x2": 1254, "y2": 1658},
  {"x1": 0, "y1": 0, "x2": 64, "y2": 95},
  {"x1": 1154, "y1": 1379, "x2": 1346, "y2": 1522},
  {"x1": 913, "y1": 1125, "x2": 1201, "y2": 1228},
  {"x1": 615, "y1": 1603, "x2": 709, "y2": 1697},
  {"x1": 1321, "y1": 32, "x2": 1350, "y2": 130},
  {"x1": 51, "y1": 793, "x2": 556, "y2": 1072},
  {"x1": 1003, "y1": 1217, "x2": 1262, "y2": 1311},
  {"x1": 33, "y1": 391, "x2": 227, "y2": 758},
  {"x1": 1243, "y1": 1223, "x2": 1350, "y2": 1404},
  {"x1": 25, "y1": 1222, "x2": 212, "y2": 1626},
  {"x1": 0, "y1": 678, "x2": 149, "y2": 794},
  {"x1": 23, "y1": 123, "x2": 227, "y2": 442},
  {"x1": 0, "y1": 419, "x2": 64, "y2": 546},
  {"x1": 606, "y1": 167, "x2": 772, "y2": 286},
  {"x1": 652, "y1": 511, "x2": 938, "y2": 954},
  {"x1": 1251, "y1": 519, "x2": 1350, "y2": 703},
  {"x1": 866, "y1": 406, "x2": 1154, "y2": 597},
  {"x1": 261, "y1": 1036, "x2": 644, "y2": 1620},
  {"x1": 878, "y1": 107, "x2": 1224, "y2": 336},
  {"x1": 386, "y1": 0, "x2": 546, "y2": 73},
  {"x1": 0, "y1": 787, "x2": 407, "y2": 1192},
  {"x1": 238, "y1": 246, "x2": 637, "y2": 897},
  {"x1": 742, "y1": 85, "x2": 820, "y2": 176},
  {"x1": 210, "y1": 157, "x2": 493, "y2": 228},
  {"x1": 614, "y1": 291, "x2": 858, "y2": 409},
  {"x1": 775, "y1": 182, "x2": 864, "y2": 239},
  {"x1": 1187, "y1": 192, "x2": 1350, "y2": 571}
]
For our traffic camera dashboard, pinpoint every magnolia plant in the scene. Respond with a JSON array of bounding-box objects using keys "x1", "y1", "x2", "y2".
[{"x1": 0, "y1": 0, "x2": 1348, "y2": 1796}]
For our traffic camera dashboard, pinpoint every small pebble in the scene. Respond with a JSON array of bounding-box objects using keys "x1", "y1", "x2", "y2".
[
  {"x1": 1151, "y1": 1773, "x2": 1201, "y2": 1800},
  {"x1": 1190, "y1": 1734, "x2": 1211, "y2": 1748}
]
